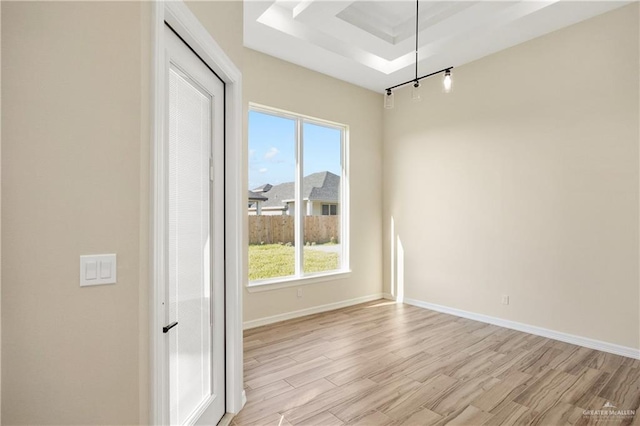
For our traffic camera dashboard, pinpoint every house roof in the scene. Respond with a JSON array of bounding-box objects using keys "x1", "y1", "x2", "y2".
[
  {"x1": 252, "y1": 183, "x2": 272, "y2": 193},
  {"x1": 248, "y1": 190, "x2": 268, "y2": 202},
  {"x1": 253, "y1": 171, "x2": 340, "y2": 209}
]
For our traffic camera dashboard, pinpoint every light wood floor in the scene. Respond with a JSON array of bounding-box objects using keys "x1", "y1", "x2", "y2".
[{"x1": 235, "y1": 300, "x2": 640, "y2": 426}]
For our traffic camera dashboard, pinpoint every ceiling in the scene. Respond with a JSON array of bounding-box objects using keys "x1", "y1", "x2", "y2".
[{"x1": 244, "y1": 0, "x2": 630, "y2": 93}]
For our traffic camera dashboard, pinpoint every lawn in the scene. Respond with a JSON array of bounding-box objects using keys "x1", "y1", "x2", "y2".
[{"x1": 249, "y1": 244, "x2": 339, "y2": 281}]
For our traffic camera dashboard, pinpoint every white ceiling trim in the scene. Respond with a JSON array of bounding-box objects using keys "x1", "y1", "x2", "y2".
[
  {"x1": 254, "y1": 1, "x2": 561, "y2": 74},
  {"x1": 245, "y1": 1, "x2": 632, "y2": 92},
  {"x1": 257, "y1": 3, "x2": 393, "y2": 73}
]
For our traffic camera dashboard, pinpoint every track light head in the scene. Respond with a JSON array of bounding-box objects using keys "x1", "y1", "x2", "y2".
[
  {"x1": 443, "y1": 69, "x2": 453, "y2": 93},
  {"x1": 412, "y1": 80, "x2": 421, "y2": 102},
  {"x1": 384, "y1": 89, "x2": 394, "y2": 109}
]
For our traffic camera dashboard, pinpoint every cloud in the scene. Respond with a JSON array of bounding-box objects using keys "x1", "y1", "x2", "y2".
[
  {"x1": 259, "y1": 168, "x2": 268, "y2": 173},
  {"x1": 264, "y1": 147, "x2": 279, "y2": 160},
  {"x1": 249, "y1": 149, "x2": 256, "y2": 158}
]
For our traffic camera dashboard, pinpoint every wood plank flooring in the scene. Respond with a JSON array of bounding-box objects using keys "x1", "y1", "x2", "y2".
[{"x1": 235, "y1": 300, "x2": 640, "y2": 426}]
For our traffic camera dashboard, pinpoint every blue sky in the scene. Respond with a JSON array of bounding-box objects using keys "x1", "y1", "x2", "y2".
[{"x1": 248, "y1": 110, "x2": 342, "y2": 189}]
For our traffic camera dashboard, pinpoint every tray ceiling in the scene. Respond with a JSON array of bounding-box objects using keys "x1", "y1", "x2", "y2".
[{"x1": 244, "y1": 0, "x2": 630, "y2": 92}]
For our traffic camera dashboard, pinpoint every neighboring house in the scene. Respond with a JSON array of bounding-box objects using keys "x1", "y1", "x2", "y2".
[
  {"x1": 248, "y1": 190, "x2": 268, "y2": 215},
  {"x1": 248, "y1": 171, "x2": 340, "y2": 216}
]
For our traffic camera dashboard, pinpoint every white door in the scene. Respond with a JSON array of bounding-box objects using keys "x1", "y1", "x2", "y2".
[{"x1": 164, "y1": 24, "x2": 225, "y2": 426}]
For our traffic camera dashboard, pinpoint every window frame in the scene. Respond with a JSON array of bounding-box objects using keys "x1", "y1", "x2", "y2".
[
  {"x1": 322, "y1": 204, "x2": 338, "y2": 216},
  {"x1": 247, "y1": 103, "x2": 350, "y2": 292}
]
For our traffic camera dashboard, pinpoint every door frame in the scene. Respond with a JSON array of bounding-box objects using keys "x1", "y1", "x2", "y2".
[{"x1": 150, "y1": 1, "x2": 245, "y2": 424}]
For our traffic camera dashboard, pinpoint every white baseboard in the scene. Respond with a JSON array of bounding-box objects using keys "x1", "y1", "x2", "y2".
[
  {"x1": 404, "y1": 297, "x2": 640, "y2": 360},
  {"x1": 382, "y1": 293, "x2": 395, "y2": 300},
  {"x1": 218, "y1": 413, "x2": 234, "y2": 426},
  {"x1": 243, "y1": 294, "x2": 385, "y2": 330}
]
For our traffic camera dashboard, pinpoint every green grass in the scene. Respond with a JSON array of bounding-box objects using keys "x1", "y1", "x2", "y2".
[{"x1": 249, "y1": 244, "x2": 339, "y2": 281}]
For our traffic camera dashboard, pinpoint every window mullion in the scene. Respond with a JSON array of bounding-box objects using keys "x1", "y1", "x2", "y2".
[
  {"x1": 341, "y1": 127, "x2": 348, "y2": 273},
  {"x1": 294, "y1": 118, "x2": 304, "y2": 277}
]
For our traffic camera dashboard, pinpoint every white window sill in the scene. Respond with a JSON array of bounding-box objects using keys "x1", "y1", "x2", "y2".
[{"x1": 246, "y1": 270, "x2": 352, "y2": 293}]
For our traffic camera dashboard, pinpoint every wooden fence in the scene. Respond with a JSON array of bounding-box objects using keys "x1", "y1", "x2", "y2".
[{"x1": 249, "y1": 215, "x2": 340, "y2": 245}]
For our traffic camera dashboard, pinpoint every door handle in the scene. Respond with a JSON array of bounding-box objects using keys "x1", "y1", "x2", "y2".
[{"x1": 163, "y1": 321, "x2": 178, "y2": 333}]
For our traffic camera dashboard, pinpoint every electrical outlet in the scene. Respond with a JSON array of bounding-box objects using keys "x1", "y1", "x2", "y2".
[
  {"x1": 297, "y1": 288, "x2": 303, "y2": 299},
  {"x1": 501, "y1": 295, "x2": 509, "y2": 305}
]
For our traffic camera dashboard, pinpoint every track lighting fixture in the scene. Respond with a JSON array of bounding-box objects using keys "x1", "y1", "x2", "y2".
[{"x1": 383, "y1": 0, "x2": 454, "y2": 108}]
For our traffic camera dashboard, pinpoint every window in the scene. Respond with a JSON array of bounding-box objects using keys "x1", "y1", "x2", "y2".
[
  {"x1": 248, "y1": 105, "x2": 349, "y2": 286},
  {"x1": 322, "y1": 204, "x2": 337, "y2": 216}
]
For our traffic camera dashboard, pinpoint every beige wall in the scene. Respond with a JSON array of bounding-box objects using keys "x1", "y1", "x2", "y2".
[
  {"x1": 382, "y1": 4, "x2": 640, "y2": 350},
  {"x1": 243, "y1": 49, "x2": 383, "y2": 322},
  {"x1": 185, "y1": 0, "x2": 243, "y2": 70},
  {"x1": 1, "y1": 1, "x2": 242, "y2": 424},
  {"x1": 2, "y1": 2, "x2": 145, "y2": 423}
]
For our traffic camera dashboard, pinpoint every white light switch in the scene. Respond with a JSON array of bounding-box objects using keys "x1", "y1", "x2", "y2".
[
  {"x1": 99, "y1": 261, "x2": 112, "y2": 279},
  {"x1": 80, "y1": 254, "x2": 117, "y2": 287},
  {"x1": 85, "y1": 261, "x2": 98, "y2": 280}
]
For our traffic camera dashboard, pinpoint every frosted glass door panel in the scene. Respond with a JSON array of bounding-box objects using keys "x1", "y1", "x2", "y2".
[{"x1": 168, "y1": 66, "x2": 212, "y2": 426}]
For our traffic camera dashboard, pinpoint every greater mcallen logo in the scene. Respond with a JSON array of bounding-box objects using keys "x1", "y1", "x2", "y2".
[{"x1": 583, "y1": 401, "x2": 635, "y2": 419}]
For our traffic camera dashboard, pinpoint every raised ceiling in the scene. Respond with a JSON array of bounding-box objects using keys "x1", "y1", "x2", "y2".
[{"x1": 244, "y1": 1, "x2": 630, "y2": 92}]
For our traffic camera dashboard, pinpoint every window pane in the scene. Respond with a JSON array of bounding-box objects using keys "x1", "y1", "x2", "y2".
[
  {"x1": 302, "y1": 122, "x2": 342, "y2": 273},
  {"x1": 248, "y1": 111, "x2": 296, "y2": 281}
]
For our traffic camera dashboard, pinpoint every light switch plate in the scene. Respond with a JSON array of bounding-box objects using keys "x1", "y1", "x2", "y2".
[{"x1": 80, "y1": 254, "x2": 117, "y2": 287}]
